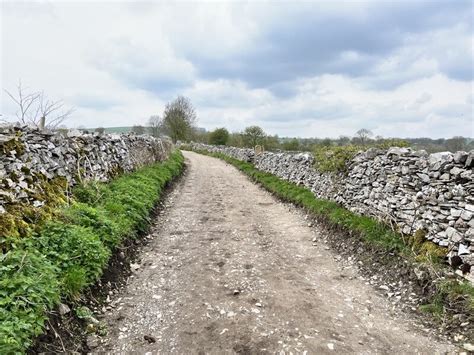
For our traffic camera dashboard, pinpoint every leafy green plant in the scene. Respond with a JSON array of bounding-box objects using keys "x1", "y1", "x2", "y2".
[
  {"x1": 61, "y1": 268, "x2": 88, "y2": 301},
  {"x1": 75, "y1": 306, "x2": 94, "y2": 320},
  {"x1": 73, "y1": 181, "x2": 107, "y2": 206},
  {"x1": 61, "y1": 203, "x2": 121, "y2": 249},
  {"x1": 0, "y1": 249, "x2": 59, "y2": 353},
  {"x1": 33, "y1": 221, "x2": 110, "y2": 296}
]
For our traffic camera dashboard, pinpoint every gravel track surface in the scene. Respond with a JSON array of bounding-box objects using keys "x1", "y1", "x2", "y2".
[{"x1": 96, "y1": 151, "x2": 454, "y2": 354}]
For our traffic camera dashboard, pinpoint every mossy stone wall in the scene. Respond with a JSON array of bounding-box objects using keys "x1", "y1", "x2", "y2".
[{"x1": 0, "y1": 125, "x2": 172, "y2": 245}]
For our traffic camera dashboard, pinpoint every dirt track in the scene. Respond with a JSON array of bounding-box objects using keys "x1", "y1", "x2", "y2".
[{"x1": 96, "y1": 151, "x2": 454, "y2": 354}]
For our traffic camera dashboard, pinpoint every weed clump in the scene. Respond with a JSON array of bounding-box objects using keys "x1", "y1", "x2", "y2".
[
  {"x1": 313, "y1": 145, "x2": 361, "y2": 173},
  {"x1": 420, "y1": 279, "x2": 474, "y2": 322}
]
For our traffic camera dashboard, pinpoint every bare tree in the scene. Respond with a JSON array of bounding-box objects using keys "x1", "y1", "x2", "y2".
[
  {"x1": 4, "y1": 81, "x2": 74, "y2": 128},
  {"x1": 162, "y1": 96, "x2": 197, "y2": 143},
  {"x1": 4, "y1": 81, "x2": 40, "y2": 125},
  {"x1": 37, "y1": 91, "x2": 75, "y2": 129},
  {"x1": 148, "y1": 115, "x2": 162, "y2": 137},
  {"x1": 354, "y1": 128, "x2": 373, "y2": 146}
]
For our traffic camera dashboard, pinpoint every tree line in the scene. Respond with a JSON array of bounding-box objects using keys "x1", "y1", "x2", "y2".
[
  {"x1": 187, "y1": 125, "x2": 473, "y2": 154},
  {"x1": 123, "y1": 96, "x2": 472, "y2": 154},
  {"x1": 5, "y1": 84, "x2": 470, "y2": 154}
]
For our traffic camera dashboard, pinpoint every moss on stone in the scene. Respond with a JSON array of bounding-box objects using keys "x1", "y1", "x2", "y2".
[
  {"x1": 0, "y1": 176, "x2": 68, "y2": 251},
  {"x1": 1, "y1": 137, "x2": 25, "y2": 157},
  {"x1": 0, "y1": 212, "x2": 30, "y2": 240},
  {"x1": 406, "y1": 229, "x2": 447, "y2": 264},
  {"x1": 416, "y1": 242, "x2": 448, "y2": 263}
]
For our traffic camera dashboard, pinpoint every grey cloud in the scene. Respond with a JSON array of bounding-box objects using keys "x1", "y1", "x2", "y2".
[
  {"x1": 415, "y1": 93, "x2": 432, "y2": 105},
  {"x1": 88, "y1": 39, "x2": 195, "y2": 97},
  {"x1": 439, "y1": 59, "x2": 473, "y2": 82},
  {"x1": 188, "y1": 1, "x2": 472, "y2": 93}
]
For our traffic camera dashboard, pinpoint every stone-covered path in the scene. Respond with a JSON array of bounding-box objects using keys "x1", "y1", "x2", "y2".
[{"x1": 96, "y1": 151, "x2": 454, "y2": 354}]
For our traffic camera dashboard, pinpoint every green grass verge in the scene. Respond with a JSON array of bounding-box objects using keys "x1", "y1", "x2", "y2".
[
  {"x1": 0, "y1": 150, "x2": 184, "y2": 353},
  {"x1": 188, "y1": 149, "x2": 474, "y2": 326}
]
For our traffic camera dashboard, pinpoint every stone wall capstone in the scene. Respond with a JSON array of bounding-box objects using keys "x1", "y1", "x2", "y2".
[
  {"x1": 189, "y1": 143, "x2": 474, "y2": 272},
  {"x1": 0, "y1": 125, "x2": 173, "y2": 213}
]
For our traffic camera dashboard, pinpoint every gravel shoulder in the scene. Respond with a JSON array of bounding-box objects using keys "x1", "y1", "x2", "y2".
[{"x1": 95, "y1": 151, "x2": 455, "y2": 354}]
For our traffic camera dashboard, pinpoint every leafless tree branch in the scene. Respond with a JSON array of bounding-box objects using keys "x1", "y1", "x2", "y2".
[
  {"x1": 4, "y1": 81, "x2": 74, "y2": 128},
  {"x1": 4, "y1": 80, "x2": 41, "y2": 124}
]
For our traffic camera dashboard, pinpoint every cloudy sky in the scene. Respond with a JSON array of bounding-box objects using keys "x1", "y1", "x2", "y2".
[{"x1": 1, "y1": 0, "x2": 473, "y2": 138}]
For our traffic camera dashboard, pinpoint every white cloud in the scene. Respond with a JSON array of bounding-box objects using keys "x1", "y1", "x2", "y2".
[
  {"x1": 189, "y1": 73, "x2": 472, "y2": 138},
  {"x1": 1, "y1": 1, "x2": 472, "y2": 137}
]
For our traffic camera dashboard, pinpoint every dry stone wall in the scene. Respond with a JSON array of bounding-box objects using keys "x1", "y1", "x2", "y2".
[
  {"x1": 0, "y1": 125, "x2": 172, "y2": 213},
  {"x1": 190, "y1": 143, "x2": 474, "y2": 268}
]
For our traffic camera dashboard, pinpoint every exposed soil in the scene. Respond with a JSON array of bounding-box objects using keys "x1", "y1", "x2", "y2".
[{"x1": 92, "y1": 151, "x2": 458, "y2": 354}]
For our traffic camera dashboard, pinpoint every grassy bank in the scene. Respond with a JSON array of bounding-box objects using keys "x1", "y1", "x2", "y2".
[
  {"x1": 0, "y1": 151, "x2": 184, "y2": 353},
  {"x1": 188, "y1": 149, "x2": 473, "y2": 334}
]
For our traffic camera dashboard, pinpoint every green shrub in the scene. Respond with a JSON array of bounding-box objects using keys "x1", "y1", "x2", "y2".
[
  {"x1": 313, "y1": 145, "x2": 362, "y2": 173},
  {"x1": 209, "y1": 128, "x2": 230, "y2": 145},
  {"x1": 313, "y1": 140, "x2": 410, "y2": 173},
  {"x1": 0, "y1": 249, "x2": 59, "y2": 353}
]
